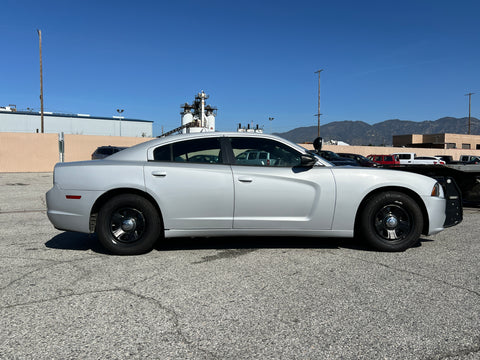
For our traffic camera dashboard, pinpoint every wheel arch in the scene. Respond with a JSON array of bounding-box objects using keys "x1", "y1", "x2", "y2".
[
  {"x1": 89, "y1": 188, "x2": 163, "y2": 233},
  {"x1": 354, "y1": 186, "x2": 429, "y2": 237}
]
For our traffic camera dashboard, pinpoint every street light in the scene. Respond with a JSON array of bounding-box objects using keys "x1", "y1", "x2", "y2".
[{"x1": 116, "y1": 109, "x2": 124, "y2": 136}]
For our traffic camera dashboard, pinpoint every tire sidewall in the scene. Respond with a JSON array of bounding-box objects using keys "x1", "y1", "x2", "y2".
[
  {"x1": 360, "y1": 191, "x2": 423, "y2": 252},
  {"x1": 97, "y1": 194, "x2": 161, "y2": 255}
]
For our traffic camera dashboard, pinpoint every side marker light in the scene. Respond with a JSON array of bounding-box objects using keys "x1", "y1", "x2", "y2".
[{"x1": 66, "y1": 195, "x2": 82, "y2": 199}]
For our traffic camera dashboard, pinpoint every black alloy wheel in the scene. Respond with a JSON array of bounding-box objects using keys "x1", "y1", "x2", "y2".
[
  {"x1": 359, "y1": 191, "x2": 423, "y2": 252},
  {"x1": 97, "y1": 194, "x2": 162, "y2": 255}
]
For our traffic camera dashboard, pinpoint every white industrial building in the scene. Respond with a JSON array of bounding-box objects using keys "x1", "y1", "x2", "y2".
[{"x1": 0, "y1": 107, "x2": 153, "y2": 137}]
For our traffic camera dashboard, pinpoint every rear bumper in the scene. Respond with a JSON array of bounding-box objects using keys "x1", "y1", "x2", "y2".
[{"x1": 46, "y1": 185, "x2": 102, "y2": 233}]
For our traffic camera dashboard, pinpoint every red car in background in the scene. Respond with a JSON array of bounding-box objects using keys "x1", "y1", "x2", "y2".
[{"x1": 367, "y1": 154, "x2": 400, "y2": 167}]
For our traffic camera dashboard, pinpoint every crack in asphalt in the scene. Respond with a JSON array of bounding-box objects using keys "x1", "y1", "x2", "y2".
[
  {"x1": 0, "y1": 209, "x2": 46, "y2": 214},
  {"x1": 0, "y1": 256, "x2": 100, "y2": 292},
  {"x1": 193, "y1": 248, "x2": 257, "y2": 264},
  {"x1": 345, "y1": 255, "x2": 480, "y2": 298},
  {"x1": 429, "y1": 336, "x2": 480, "y2": 359},
  {"x1": 1, "y1": 287, "x2": 221, "y2": 359}
]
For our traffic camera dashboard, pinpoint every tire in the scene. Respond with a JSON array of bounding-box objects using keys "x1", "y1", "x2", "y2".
[
  {"x1": 97, "y1": 194, "x2": 162, "y2": 255},
  {"x1": 359, "y1": 191, "x2": 423, "y2": 252}
]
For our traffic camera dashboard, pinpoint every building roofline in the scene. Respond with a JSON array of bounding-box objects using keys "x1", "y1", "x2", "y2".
[{"x1": 0, "y1": 110, "x2": 153, "y2": 123}]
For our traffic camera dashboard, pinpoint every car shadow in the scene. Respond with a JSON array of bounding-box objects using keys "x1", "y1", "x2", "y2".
[
  {"x1": 45, "y1": 232, "x2": 431, "y2": 254},
  {"x1": 45, "y1": 232, "x2": 108, "y2": 254}
]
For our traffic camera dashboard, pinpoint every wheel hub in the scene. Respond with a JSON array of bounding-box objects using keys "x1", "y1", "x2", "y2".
[
  {"x1": 121, "y1": 218, "x2": 136, "y2": 231},
  {"x1": 385, "y1": 215, "x2": 398, "y2": 229}
]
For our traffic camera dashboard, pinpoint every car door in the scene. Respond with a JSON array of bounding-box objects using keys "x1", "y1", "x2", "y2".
[
  {"x1": 144, "y1": 136, "x2": 234, "y2": 230},
  {"x1": 228, "y1": 136, "x2": 336, "y2": 230}
]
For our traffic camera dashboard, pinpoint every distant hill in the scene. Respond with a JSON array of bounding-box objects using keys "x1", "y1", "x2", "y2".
[{"x1": 275, "y1": 117, "x2": 480, "y2": 145}]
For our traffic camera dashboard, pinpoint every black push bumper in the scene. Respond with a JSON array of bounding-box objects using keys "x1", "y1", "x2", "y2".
[{"x1": 433, "y1": 176, "x2": 463, "y2": 228}]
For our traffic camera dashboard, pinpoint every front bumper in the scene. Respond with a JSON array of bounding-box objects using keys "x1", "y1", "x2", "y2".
[{"x1": 434, "y1": 176, "x2": 463, "y2": 228}]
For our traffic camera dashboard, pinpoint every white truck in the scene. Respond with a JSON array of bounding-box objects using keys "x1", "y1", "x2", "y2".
[{"x1": 391, "y1": 153, "x2": 445, "y2": 165}]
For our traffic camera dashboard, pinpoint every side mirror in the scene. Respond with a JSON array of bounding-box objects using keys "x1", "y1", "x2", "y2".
[{"x1": 300, "y1": 154, "x2": 317, "y2": 167}]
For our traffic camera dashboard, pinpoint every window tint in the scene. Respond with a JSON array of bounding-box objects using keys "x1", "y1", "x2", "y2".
[
  {"x1": 231, "y1": 137, "x2": 301, "y2": 167},
  {"x1": 153, "y1": 137, "x2": 222, "y2": 164},
  {"x1": 97, "y1": 147, "x2": 114, "y2": 155}
]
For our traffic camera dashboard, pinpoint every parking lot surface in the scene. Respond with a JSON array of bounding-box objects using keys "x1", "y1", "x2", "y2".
[{"x1": 1, "y1": 172, "x2": 479, "y2": 359}]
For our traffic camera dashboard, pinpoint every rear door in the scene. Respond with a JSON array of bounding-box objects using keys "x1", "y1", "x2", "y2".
[
  {"x1": 144, "y1": 136, "x2": 234, "y2": 230},
  {"x1": 227, "y1": 136, "x2": 336, "y2": 230}
]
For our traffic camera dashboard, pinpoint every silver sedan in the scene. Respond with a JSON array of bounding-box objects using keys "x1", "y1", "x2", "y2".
[{"x1": 46, "y1": 132, "x2": 461, "y2": 255}]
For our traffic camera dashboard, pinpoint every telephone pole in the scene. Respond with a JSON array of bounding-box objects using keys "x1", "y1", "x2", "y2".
[
  {"x1": 314, "y1": 69, "x2": 323, "y2": 138},
  {"x1": 465, "y1": 92, "x2": 475, "y2": 134},
  {"x1": 37, "y1": 29, "x2": 44, "y2": 133}
]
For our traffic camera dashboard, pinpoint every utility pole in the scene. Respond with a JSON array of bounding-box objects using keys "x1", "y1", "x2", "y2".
[
  {"x1": 465, "y1": 92, "x2": 475, "y2": 135},
  {"x1": 314, "y1": 69, "x2": 323, "y2": 138},
  {"x1": 37, "y1": 29, "x2": 44, "y2": 133}
]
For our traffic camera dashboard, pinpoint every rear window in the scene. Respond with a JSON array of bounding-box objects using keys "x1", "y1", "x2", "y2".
[{"x1": 97, "y1": 148, "x2": 114, "y2": 155}]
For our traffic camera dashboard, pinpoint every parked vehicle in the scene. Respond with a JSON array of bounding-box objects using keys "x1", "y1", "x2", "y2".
[
  {"x1": 47, "y1": 132, "x2": 461, "y2": 255},
  {"x1": 236, "y1": 150, "x2": 275, "y2": 166},
  {"x1": 391, "y1": 153, "x2": 445, "y2": 165},
  {"x1": 337, "y1": 153, "x2": 378, "y2": 167},
  {"x1": 367, "y1": 154, "x2": 400, "y2": 166},
  {"x1": 435, "y1": 155, "x2": 457, "y2": 164},
  {"x1": 412, "y1": 156, "x2": 446, "y2": 165},
  {"x1": 391, "y1": 152, "x2": 417, "y2": 165},
  {"x1": 459, "y1": 155, "x2": 480, "y2": 164},
  {"x1": 91, "y1": 146, "x2": 127, "y2": 160},
  {"x1": 315, "y1": 150, "x2": 359, "y2": 166}
]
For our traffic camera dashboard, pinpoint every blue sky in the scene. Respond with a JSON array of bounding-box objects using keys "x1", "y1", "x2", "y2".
[{"x1": 1, "y1": 0, "x2": 479, "y2": 136}]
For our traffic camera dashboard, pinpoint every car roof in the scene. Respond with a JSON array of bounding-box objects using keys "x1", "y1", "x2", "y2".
[{"x1": 107, "y1": 132, "x2": 311, "y2": 162}]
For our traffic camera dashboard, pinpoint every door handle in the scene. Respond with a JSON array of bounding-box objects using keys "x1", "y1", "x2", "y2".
[
  {"x1": 238, "y1": 176, "x2": 253, "y2": 183},
  {"x1": 152, "y1": 171, "x2": 167, "y2": 177}
]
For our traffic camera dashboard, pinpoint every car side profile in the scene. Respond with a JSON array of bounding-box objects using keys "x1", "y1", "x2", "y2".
[
  {"x1": 367, "y1": 154, "x2": 400, "y2": 167},
  {"x1": 47, "y1": 132, "x2": 462, "y2": 255}
]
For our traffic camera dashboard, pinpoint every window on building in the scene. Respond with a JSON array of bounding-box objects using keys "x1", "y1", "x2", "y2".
[
  {"x1": 446, "y1": 143, "x2": 456, "y2": 149},
  {"x1": 462, "y1": 143, "x2": 471, "y2": 149},
  {"x1": 476, "y1": 144, "x2": 480, "y2": 150}
]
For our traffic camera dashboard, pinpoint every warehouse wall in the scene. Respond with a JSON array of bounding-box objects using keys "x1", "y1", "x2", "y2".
[
  {"x1": 0, "y1": 133, "x2": 154, "y2": 172},
  {"x1": 1, "y1": 132, "x2": 480, "y2": 173}
]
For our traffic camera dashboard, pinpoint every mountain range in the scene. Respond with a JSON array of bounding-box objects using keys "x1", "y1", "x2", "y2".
[{"x1": 275, "y1": 117, "x2": 480, "y2": 145}]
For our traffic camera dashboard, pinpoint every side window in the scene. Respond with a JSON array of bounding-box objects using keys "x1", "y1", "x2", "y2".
[
  {"x1": 231, "y1": 137, "x2": 301, "y2": 167},
  {"x1": 153, "y1": 137, "x2": 222, "y2": 164}
]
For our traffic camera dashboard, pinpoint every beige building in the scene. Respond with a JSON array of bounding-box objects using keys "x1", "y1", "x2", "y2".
[{"x1": 393, "y1": 133, "x2": 480, "y2": 150}]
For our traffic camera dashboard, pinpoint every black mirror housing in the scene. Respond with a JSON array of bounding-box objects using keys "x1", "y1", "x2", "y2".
[{"x1": 300, "y1": 154, "x2": 317, "y2": 167}]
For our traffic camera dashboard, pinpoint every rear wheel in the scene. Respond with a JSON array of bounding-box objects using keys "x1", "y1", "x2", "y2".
[
  {"x1": 97, "y1": 194, "x2": 162, "y2": 255},
  {"x1": 359, "y1": 191, "x2": 423, "y2": 252}
]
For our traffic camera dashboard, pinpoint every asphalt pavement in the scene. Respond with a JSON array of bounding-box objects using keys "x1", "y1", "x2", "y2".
[{"x1": 0, "y1": 172, "x2": 479, "y2": 359}]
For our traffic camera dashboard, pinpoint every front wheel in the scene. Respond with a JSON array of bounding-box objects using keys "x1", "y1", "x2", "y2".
[
  {"x1": 359, "y1": 191, "x2": 423, "y2": 252},
  {"x1": 97, "y1": 194, "x2": 162, "y2": 255}
]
